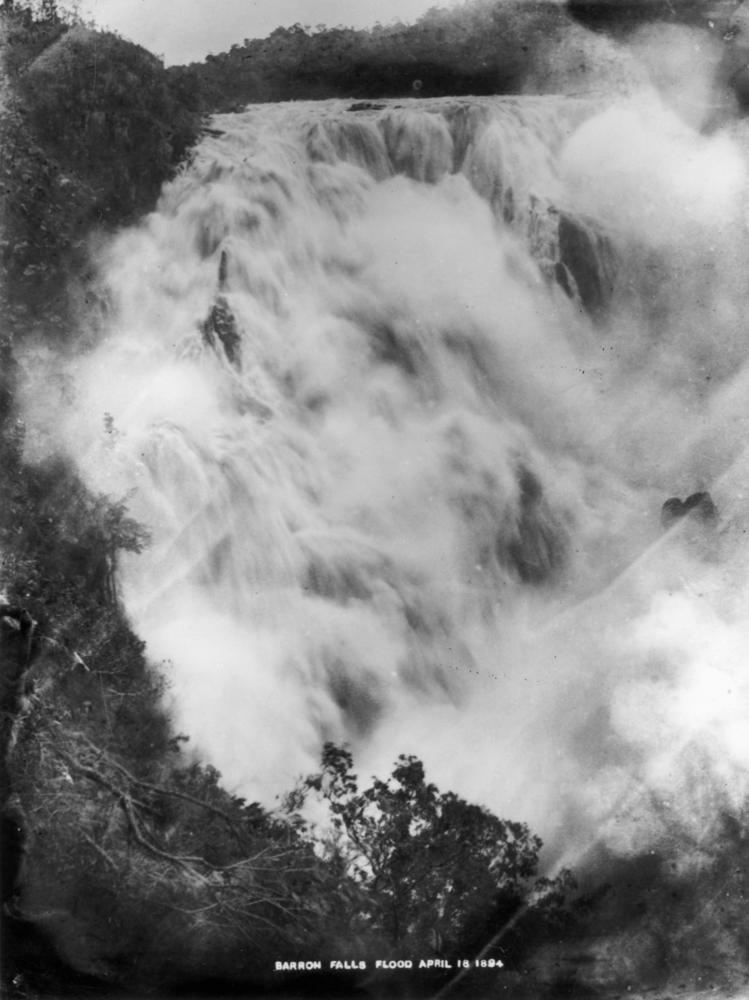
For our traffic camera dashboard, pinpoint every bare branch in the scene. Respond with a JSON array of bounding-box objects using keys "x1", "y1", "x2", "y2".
[
  {"x1": 51, "y1": 746, "x2": 159, "y2": 815},
  {"x1": 72, "y1": 732, "x2": 247, "y2": 840},
  {"x1": 118, "y1": 795, "x2": 215, "y2": 880}
]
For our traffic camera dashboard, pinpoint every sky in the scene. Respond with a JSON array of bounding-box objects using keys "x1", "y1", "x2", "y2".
[{"x1": 62, "y1": 0, "x2": 458, "y2": 65}]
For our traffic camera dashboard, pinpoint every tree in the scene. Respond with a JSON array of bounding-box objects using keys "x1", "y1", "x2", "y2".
[
  {"x1": 297, "y1": 743, "x2": 574, "y2": 962},
  {"x1": 19, "y1": 25, "x2": 199, "y2": 221}
]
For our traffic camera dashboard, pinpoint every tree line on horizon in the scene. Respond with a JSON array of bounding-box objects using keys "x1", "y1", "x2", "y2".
[
  {"x1": 165, "y1": 0, "x2": 727, "y2": 111},
  {"x1": 168, "y1": 1, "x2": 568, "y2": 109}
]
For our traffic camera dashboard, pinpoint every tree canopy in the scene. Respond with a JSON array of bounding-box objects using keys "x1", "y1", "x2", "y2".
[
  {"x1": 294, "y1": 743, "x2": 575, "y2": 963},
  {"x1": 168, "y1": 1, "x2": 561, "y2": 110},
  {"x1": 1, "y1": 2, "x2": 200, "y2": 325}
]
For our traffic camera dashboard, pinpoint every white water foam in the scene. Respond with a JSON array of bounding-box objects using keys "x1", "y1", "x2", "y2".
[{"x1": 21, "y1": 91, "x2": 749, "y2": 875}]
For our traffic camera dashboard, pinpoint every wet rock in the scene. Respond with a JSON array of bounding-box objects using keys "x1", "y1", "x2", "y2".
[
  {"x1": 348, "y1": 101, "x2": 386, "y2": 112},
  {"x1": 217, "y1": 247, "x2": 229, "y2": 289},
  {"x1": 502, "y1": 467, "x2": 567, "y2": 585},
  {"x1": 202, "y1": 250, "x2": 241, "y2": 367},
  {"x1": 661, "y1": 496, "x2": 686, "y2": 527},
  {"x1": 555, "y1": 212, "x2": 616, "y2": 319},
  {"x1": 684, "y1": 491, "x2": 718, "y2": 520},
  {"x1": 660, "y1": 491, "x2": 717, "y2": 529}
]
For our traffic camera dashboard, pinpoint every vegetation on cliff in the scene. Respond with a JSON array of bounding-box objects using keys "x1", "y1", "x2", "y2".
[
  {"x1": 167, "y1": 1, "x2": 560, "y2": 111},
  {"x1": 1, "y1": 0, "x2": 200, "y2": 332},
  {"x1": 164, "y1": 0, "x2": 734, "y2": 113}
]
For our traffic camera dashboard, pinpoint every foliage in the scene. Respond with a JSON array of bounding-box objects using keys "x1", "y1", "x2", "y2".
[
  {"x1": 0, "y1": 7, "x2": 322, "y2": 990},
  {"x1": 567, "y1": 0, "x2": 711, "y2": 36},
  {"x1": 294, "y1": 743, "x2": 576, "y2": 964},
  {"x1": 19, "y1": 25, "x2": 198, "y2": 215},
  {"x1": 168, "y1": 1, "x2": 564, "y2": 111},
  {"x1": 167, "y1": 0, "x2": 731, "y2": 113},
  {"x1": 0, "y1": 87, "x2": 90, "y2": 326},
  {"x1": 0, "y1": 3, "x2": 200, "y2": 325},
  {"x1": 2, "y1": 0, "x2": 70, "y2": 78},
  {"x1": 0, "y1": 439, "x2": 330, "y2": 987},
  {"x1": 12, "y1": 719, "x2": 323, "y2": 985},
  {"x1": 1, "y1": 452, "x2": 146, "y2": 611}
]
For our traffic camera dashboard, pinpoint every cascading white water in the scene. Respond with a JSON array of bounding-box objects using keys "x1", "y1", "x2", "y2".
[{"x1": 24, "y1": 89, "x2": 749, "y2": 870}]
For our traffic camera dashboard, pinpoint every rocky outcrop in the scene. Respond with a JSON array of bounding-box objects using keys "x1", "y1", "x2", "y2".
[
  {"x1": 660, "y1": 491, "x2": 718, "y2": 529},
  {"x1": 554, "y1": 211, "x2": 616, "y2": 319},
  {"x1": 502, "y1": 467, "x2": 568, "y2": 585},
  {"x1": 201, "y1": 249, "x2": 241, "y2": 367}
]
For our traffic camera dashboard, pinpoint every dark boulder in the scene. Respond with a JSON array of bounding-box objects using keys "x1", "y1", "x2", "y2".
[
  {"x1": 555, "y1": 212, "x2": 616, "y2": 319},
  {"x1": 683, "y1": 491, "x2": 718, "y2": 520},
  {"x1": 660, "y1": 491, "x2": 717, "y2": 529},
  {"x1": 660, "y1": 496, "x2": 686, "y2": 527},
  {"x1": 202, "y1": 297, "x2": 241, "y2": 366},
  {"x1": 348, "y1": 101, "x2": 386, "y2": 112},
  {"x1": 502, "y1": 467, "x2": 567, "y2": 585}
]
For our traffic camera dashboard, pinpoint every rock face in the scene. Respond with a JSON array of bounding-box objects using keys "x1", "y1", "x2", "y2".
[
  {"x1": 502, "y1": 467, "x2": 568, "y2": 585},
  {"x1": 555, "y1": 211, "x2": 616, "y2": 319},
  {"x1": 202, "y1": 249, "x2": 241, "y2": 367}
]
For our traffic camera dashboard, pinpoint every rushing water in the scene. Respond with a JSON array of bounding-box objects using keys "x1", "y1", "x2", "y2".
[{"x1": 23, "y1": 90, "x2": 749, "y2": 880}]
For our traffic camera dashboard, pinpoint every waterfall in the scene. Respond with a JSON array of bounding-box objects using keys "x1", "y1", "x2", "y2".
[{"x1": 25, "y1": 92, "x2": 749, "y2": 866}]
